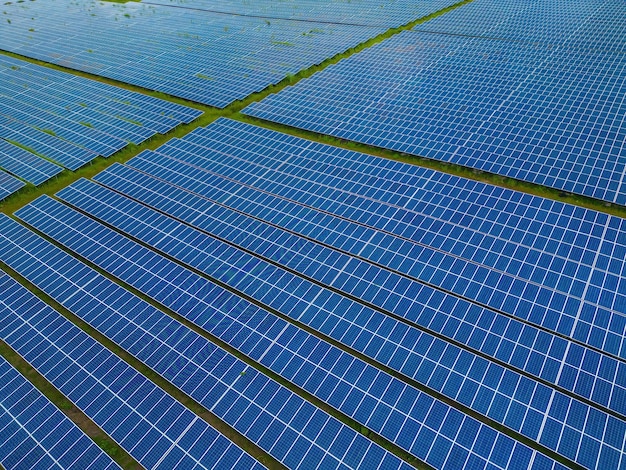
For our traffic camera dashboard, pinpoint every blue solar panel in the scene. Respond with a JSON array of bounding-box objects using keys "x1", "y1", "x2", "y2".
[
  {"x1": 84, "y1": 160, "x2": 626, "y2": 422},
  {"x1": 414, "y1": 0, "x2": 626, "y2": 52},
  {"x1": 146, "y1": 118, "x2": 626, "y2": 363},
  {"x1": 47, "y1": 174, "x2": 622, "y2": 470},
  {"x1": 18, "y1": 193, "x2": 569, "y2": 470},
  {"x1": 0, "y1": 57, "x2": 200, "y2": 177},
  {"x1": 0, "y1": 0, "x2": 458, "y2": 108},
  {"x1": 243, "y1": 4, "x2": 626, "y2": 205},
  {"x1": 0, "y1": 116, "x2": 96, "y2": 171},
  {"x1": 0, "y1": 169, "x2": 24, "y2": 200},
  {"x1": 0, "y1": 139, "x2": 62, "y2": 186},
  {"x1": 118, "y1": 120, "x2": 626, "y2": 364},
  {"x1": 0, "y1": 336, "x2": 121, "y2": 470},
  {"x1": 0, "y1": 267, "x2": 263, "y2": 470},
  {"x1": 0, "y1": 214, "x2": 411, "y2": 470}
]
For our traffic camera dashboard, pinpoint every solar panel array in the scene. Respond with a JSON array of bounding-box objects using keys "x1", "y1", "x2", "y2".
[
  {"x1": 413, "y1": 0, "x2": 626, "y2": 50},
  {"x1": 0, "y1": 333, "x2": 121, "y2": 470},
  {"x1": 0, "y1": 0, "x2": 459, "y2": 108},
  {"x1": 138, "y1": 119, "x2": 626, "y2": 360},
  {"x1": 0, "y1": 55, "x2": 200, "y2": 187},
  {"x1": 146, "y1": 0, "x2": 457, "y2": 28},
  {"x1": 0, "y1": 170, "x2": 24, "y2": 201},
  {"x1": 243, "y1": 0, "x2": 626, "y2": 205},
  {"x1": 2, "y1": 0, "x2": 626, "y2": 467},
  {"x1": 16, "y1": 193, "x2": 567, "y2": 470},
  {"x1": 0, "y1": 214, "x2": 415, "y2": 470},
  {"x1": 1, "y1": 118, "x2": 625, "y2": 468},
  {"x1": 0, "y1": 140, "x2": 62, "y2": 187},
  {"x1": 0, "y1": 260, "x2": 264, "y2": 470},
  {"x1": 78, "y1": 155, "x2": 626, "y2": 423},
  {"x1": 77, "y1": 119, "x2": 626, "y2": 467}
]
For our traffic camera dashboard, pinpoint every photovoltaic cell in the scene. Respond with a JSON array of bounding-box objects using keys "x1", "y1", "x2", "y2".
[
  {"x1": 85, "y1": 162, "x2": 626, "y2": 422},
  {"x1": 19, "y1": 194, "x2": 569, "y2": 470},
  {"x1": 0, "y1": 139, "x2": 63, "y2": 186},
  {"x1": 0, "y1": 170, "x2": 24, "y2": 201},
  {"x1": 0, "y1": 214, "x2": 409, "y2": 470},
  {"x1": 0, "y1": 333, "x2": 121, "y2": 470},
  {"x1": 0, "y1": 268, "x2": 262, "y2": 470},
  {"x1": 243, "y1": 1, "x2": 626, "y2": 205},
  {"x1": 0, "y1": 0, "x2": 459, "y2": 108}
]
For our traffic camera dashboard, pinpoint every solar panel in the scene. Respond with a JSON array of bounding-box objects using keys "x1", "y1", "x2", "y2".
[
  {"x1": 0, "y1": 267, "x2": 263, "y2": 470},
  {"x1": 0, "y1": 139, "x2": 63, "y2": 186},
  {"x1": 144, "y1": 118, "x2": 626, "y2": 363},
  {"x1": 45, "y1": 173, "x2": 622, "y2": 470},
  {"x1": 0, "y1": 57, "x2": 200, "y2": 180},
  {"x1": 243, "y1": 8, "x2": 626, "y2": 205},
  {"x1": 84, "y1": 161, "x2": 626, "y2": 422},
  {"x1": 18, "y1": 194, "x2": 571, "y2": 470},
  {"x1": 0, "y1": 337, "x2": 121, "y2": 470},
  {"x1": 413, "y1": 0, "x2": 626, "y2": 52},
  {"x1": 0, "y1": 116, "x2": 96, "y2": 171},
  {"x1": 0, "y1": 214, "x2": 411, "y2": 470},
  {"x1": 0, "y1": 170, "x2": 24, "y2": 201},
  {"x1": 0, "y1": 0, "x2": 459, "y2": 108}
]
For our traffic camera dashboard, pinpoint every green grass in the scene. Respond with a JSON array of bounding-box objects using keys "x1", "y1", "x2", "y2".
[{"x1": 195, "y1": 72, "x2": 213, "y2": 80}]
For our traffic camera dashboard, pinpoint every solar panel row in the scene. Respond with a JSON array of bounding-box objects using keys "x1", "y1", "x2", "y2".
[
  {"x1": 0, "y1": 170, "x2": 24, "y2": 201},
  {"x1": 165, "y1": 118, "x2": 626, "y2": 361},
  {"x1": 0, "y1": 56, "x2": 201, "y2": 178},
  {"x1": 85, "y1": 160, "x2": 626, "y2": 423},
  {"x1": 0, "y1": 265, "x2": 262, "y2": 470},
  {"x1": 0, "y1": 0, "x2": 459, "y2": 108},
  {"x1": 0, "y1": 215, "x2": 412, "y2": 470},
  {"x1": 0, "y1": 336, "x2": 121, "y2": 470},
  {"x1": 0, "y1": 116, "x2": 96, "y2": 172},
  {"x1": 414, "y1": 0, "x2": 625, "y2": 51},
  {"x1": 0, "y1": 139, "x2": 62, "y2": 186},
  {"x1": 242, "y1": 0, "x2": 626, "y2": 205},
  {"x1": 17, "y1": 194, "x2": 566, "y2": 470},
  {"x1": 50, "y1": 168, "x2": 623, "y2": 469}
]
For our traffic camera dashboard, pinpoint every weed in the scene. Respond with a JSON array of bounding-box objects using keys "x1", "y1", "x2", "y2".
[
  {"x1": 39, "y1": 128, "x2": 56, "y2": 137},
  {"x1": 271, "y1": 40, "x2": 294, "y2": 47}
]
